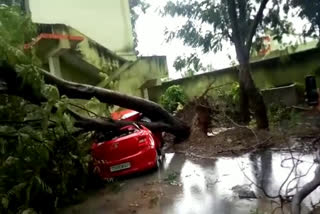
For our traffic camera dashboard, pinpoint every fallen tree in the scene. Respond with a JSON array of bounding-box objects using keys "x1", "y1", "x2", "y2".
[{"x1": 0, "y1": 62, "x2": 190, "y2": 140}]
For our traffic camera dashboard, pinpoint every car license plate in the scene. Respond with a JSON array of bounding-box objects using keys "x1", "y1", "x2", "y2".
[{"x1": 110, "y1": 162, "x2": 131, "y2": 172}]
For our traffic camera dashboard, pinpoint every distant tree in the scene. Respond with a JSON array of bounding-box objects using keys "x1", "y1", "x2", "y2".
[
  {"x1": 173, "y1": 53, "x2": 205, "y2": 77},
  {"x1": 289, "y1": 0, "x2": 320, "y2": 38},
  {"x1": 163, "y1": 0, "x2": 293, "y2": 129}
]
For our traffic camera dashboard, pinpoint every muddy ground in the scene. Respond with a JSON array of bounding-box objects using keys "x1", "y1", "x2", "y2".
[
  {"x1": 166, "y1": 98, "x2": 320, "y2": 159},
  {"x1": 60, "y1": 152, "x2": 320, "y2": 214}
]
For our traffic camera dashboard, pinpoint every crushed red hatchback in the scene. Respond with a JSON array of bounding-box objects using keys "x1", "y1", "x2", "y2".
[{"x1": 91, "y1": 110, "x2": 162, "y2": 180}]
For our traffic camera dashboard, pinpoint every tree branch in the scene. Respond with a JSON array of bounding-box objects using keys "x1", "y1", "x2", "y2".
[
  {"x1": 291, "y1": 166, "x2": 320, "y2": 214},
  {"x1": 68, "y1": 109, "x2": 176, "y2": 134},
  {"x1": 246, "y1": 0, "x2": 269, "y2": 51},
  {"x1": 227, "y1": 0, "x2": 247, "y2": 62},
  {"x1": 0, "y1": 62, "x2": 190, "y2": 139},
  {"x1": 291, "y1": 149, "x2": 320, "y2": 214},
  {"x1": 40, "y1": 69, "x2": 176, "y2": 124}
]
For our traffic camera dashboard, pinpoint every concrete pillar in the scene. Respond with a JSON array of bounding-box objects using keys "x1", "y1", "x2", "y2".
[
  {"x1": 142, "y1": 88, "x2": 149, "y2": 99},
  {"x1": 48, "y1": 56, "x2": 62, "y2": 78}
]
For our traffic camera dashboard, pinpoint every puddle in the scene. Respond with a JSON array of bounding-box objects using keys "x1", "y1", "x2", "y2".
[{"x1": 59, "y1": 151, "x2": 320, "y2": 214}]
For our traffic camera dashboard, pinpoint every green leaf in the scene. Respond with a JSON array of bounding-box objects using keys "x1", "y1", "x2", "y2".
[
  {"x1": 21, "y1": 208, "x2": 38, "y2": 214},
  {"x1": 1, "y1": 197, "x2": 9, "y2": 209},
  {"x1": 42, "y1": 84, "x2": 60, "y2": 102},
  {"x1": 7, "y1": 182, "x2": 27, "y2": 199},
  {"x1": 160, "y1": 85, "x2": 187, "y2": 113}
]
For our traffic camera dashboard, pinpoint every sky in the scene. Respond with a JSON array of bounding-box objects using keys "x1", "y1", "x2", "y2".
[
  {"x1": 134, "y1": 0, "x2": 237, "y2": 79},
  {"x1": 134, "y1": 0, "x2": 310, "y2": 80}
]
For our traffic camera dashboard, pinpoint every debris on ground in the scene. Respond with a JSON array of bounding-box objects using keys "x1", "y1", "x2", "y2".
[
  {"x1": 232, "y1": 184, "x2": 257, "y2": 199},
  {"x1": 207, "y1": 127, "x2": 234, "y2": 137},
  {"x1": 163, "y1": 172, "x2": 182, "y2": 186},
  {"x1": 129, "y1": 202, "x2": 140, "y2": 207},
  {"x1": 166, "y1": 97, "x2": 320, "y2": 159}
]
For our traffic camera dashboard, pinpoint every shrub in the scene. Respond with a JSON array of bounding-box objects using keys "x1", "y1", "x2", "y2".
[
  {"x1": 160, "y1": 85, "x2": 187, "y2": 113},
  {"x1": 0, "y1": 94, "x2": 93, "y2": 213},
  {"x1": 215, "y1": 82, "x2": 240, "y2": 117},
  {"x1": 267, "y1": 103, "x2": 300, "y2": 128}
]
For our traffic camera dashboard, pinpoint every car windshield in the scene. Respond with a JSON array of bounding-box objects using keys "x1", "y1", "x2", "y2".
[{"x1": 115, "y1": 126, "x2": 139, "y2": 138}]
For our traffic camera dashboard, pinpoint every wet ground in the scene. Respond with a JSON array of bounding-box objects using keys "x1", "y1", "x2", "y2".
[{"x1": 60, "y1": 150, "x2": 320, "y2": 214}]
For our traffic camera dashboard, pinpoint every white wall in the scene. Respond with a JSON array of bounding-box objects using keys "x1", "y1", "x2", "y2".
[{"x1": 28, "y1": 0, "x2": 135, "y2": 56}]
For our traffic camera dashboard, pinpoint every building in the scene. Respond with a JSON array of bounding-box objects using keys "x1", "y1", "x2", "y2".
[
  {"x1": 23, "y1": 0, "x2": 168, "y2": 98},
  {"x1": 148, "y1": 41, "x2": 320, "y2": 106}
]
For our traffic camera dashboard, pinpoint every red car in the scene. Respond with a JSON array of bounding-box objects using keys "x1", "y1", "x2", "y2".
[{"x1": 91, "y1": 110, "x2": 162, "y2": 180}]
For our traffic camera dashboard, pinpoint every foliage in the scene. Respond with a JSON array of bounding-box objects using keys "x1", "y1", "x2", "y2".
[
  {"x1": 215, "y1": 82, "x2": 241, "y2": 117},
  {"x1": 229, "y1": 82, "x2": 240, "y2": 104},
  {"x1": 267, "y1": 103, "x2": 300, "y2": 128},
  {"x1": 0, "y1": 6, "x2": 94, "y2": 213},
  {"x1": 84, "y1": 97, "x2": 111, "y2": 118},
  {"x1": 289, "y1": 0, "x2": 320, "y2": 38},
  {"x1": 0, "y1": 5, "x2": 34, "y2": 45},
  {"x1": 160, "y1": 85, "x2": 187, "y2": 113},
  {"x1": 163, "y1": 171, "x2": 179, "y2": 185},
  {"x1": 0, "y1": 5, "x2": 38, "y2": 66},
  {"x1": 69, "y1": 97, "x2": 111, "y2": 119},
  {"x1": 0, "y1": 95, "x2": 93, "y2": 214},
  {"x1": 173, "y1": 53, "x2": 205, "y2": 76},
  {"x1": 162, "y1": 0, "x2": 292, "y2": 60},
  {"x1": 215, "y1": 82, "x2": 240, "y2": 105}
]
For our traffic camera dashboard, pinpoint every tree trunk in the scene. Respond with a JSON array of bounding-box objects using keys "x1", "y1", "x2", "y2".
[
  {"x1": 70, "y1": 110, "x2": 186, "y2": 135},
  {"x1": 239, "y1": 83, "x2": 250, "y2": 123},
  {"x1": 238, "y1": 63, "x2": 269, "y2": 129},
  {"x1": 234, "y1": 47, "x2": 268, "y2": 129},
  {"x1": 227, "y1": 0, "x2": 269, "y2": 129},
  {"x1": 0, "y1": 63, "x2": 190, "y2": 139}
]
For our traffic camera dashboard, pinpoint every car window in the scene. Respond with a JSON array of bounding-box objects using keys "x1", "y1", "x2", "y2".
[
  {"x1": 95, "y1": 126, "x2": 140, "y2": 142},
  {"x1": 115, "y1": 127, "x2": 139, "y2": 139}
]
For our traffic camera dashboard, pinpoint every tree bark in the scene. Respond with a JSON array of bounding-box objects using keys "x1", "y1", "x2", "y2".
[
  {"x1": 239, "y1": 82, "x2": 250, "y2": 123},
  {"x1": 69, "y1": 109, "x2": 188, "y2": 136},
  {"x1": 239, "y1": 63, "x2": 269, "y2": 129},
  {"x1": 227, "y1": 0, "x2": 269, "y2": 129},
  {"x1": 0, "y1": 62, "x2": 190, "y2": 139}
]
